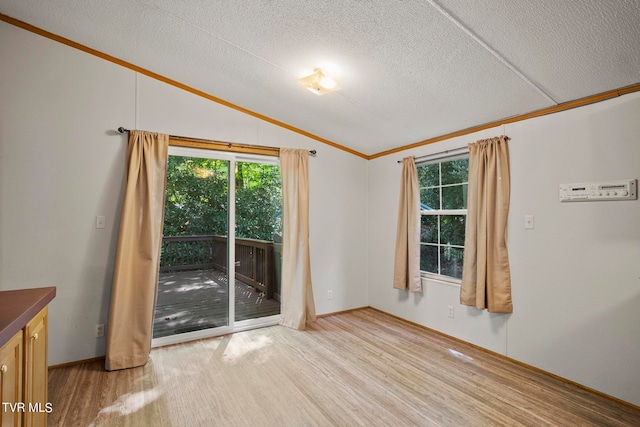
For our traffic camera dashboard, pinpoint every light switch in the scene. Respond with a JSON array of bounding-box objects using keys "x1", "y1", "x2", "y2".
[
  {"x1": 96, "y1": 215, "x2": 106, "y2": 229},
  {"x1": 524, "y1": 215, "x2": 534, "y2": 229}
]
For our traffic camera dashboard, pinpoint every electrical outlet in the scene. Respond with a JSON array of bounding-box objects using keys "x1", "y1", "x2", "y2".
[
  {"x1": 447, "y1": 306, "x2": 454, "y2": 318},
  {"x1": 96, "y1": 215, "x2": 106, "y2": 229},
  {"x1": 328, "y1": 290, "x2": 333, "y2": 300},
  {"x1": 95, "y1": 324, "x2": 105, "y2": 337},
  {"x1": 524, "y1": 215, "x2": 534, "y2": 229}
]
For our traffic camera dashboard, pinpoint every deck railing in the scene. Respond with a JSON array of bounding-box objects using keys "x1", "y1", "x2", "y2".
[
  {"x1": 160, "y1": 235, "x2": 275, "y2": 298},
  {"x1": 160, "y1": 235, "x2": 216, "y2": 272}
]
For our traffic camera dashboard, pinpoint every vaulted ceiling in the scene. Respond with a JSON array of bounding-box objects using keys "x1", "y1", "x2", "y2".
[{"x1": 1, "y1": 0, "x2": 639, "y2": 157}]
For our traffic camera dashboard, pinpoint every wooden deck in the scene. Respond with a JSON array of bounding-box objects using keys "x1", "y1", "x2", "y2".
[{"x1": 153, "y1": 268, "x2": 280, "y2": 339}]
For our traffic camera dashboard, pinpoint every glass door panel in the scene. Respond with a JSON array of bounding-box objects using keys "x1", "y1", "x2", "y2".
[
  {"x1": 153, "y1": 154, "x2": 230, "y2": 340},
  {"x1": 234, "y1": 161, "x2": 282, "y2": 322}
]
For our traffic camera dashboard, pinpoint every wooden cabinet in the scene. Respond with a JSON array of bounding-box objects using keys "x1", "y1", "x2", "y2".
[
  {"x1": 0, "y1": 331, "x2": 23, "y2": 427},
  {"x1": 23, "y1": 308, "x2": 48, "y2": 427},
  {"x1": 0, "y1": 287, "x2": 55, "y2": 427}
]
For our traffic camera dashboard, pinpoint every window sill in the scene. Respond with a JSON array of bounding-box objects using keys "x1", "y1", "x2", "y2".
[{"x1": 420, "y1": 272, "x2": 462, "y2": 287}]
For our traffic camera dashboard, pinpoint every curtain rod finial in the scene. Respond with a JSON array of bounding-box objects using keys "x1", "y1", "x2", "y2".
[{"x1": 118, "y1": 127, "x2": 129, "y2": 133}]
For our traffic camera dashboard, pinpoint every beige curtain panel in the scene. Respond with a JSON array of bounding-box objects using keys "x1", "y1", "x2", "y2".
[
  {"x1": 106, "y1": 131, "x2": 169, "y2": 371},
  {"x1": 393, "y1": 156, "x2": 421, "y2": 292},
  {"x1": 278, "y1": 148, "x2": 317, "y2": 330},
  {"x1": 460, "y1": 135, "x2": 512, "y2": 313}
]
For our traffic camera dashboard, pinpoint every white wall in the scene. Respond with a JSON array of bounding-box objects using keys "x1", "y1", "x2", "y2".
[
  {"x1": 506, "y1": 95, "x2": 640, "y2": 405},
  {"x1": 0, "y1": 22, "x2": 134, "y2": 365},
  {"x1": 0, "y1": 21, "x2": 369, "y2": 366},
  {"x1": 368, "y1": 93, "x2": 640, "y2": 406}
]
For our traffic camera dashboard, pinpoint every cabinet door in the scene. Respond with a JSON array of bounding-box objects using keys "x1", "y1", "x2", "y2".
[
  {"x1": 0, "y1": 331, "x2": 23, "y2": 427},
  {"x1": 24, "y1": 307, "x2": 48, "y2": 427}
]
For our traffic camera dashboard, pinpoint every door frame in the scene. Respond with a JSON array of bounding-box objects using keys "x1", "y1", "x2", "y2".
[{"x1": 151, "y1": 146, "x2": 281, "y2": 348}]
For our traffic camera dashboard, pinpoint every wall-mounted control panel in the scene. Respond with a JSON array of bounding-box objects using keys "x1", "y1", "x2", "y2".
[{"x1": 559, "y1": 179, "x2": 637, "y2": 202}]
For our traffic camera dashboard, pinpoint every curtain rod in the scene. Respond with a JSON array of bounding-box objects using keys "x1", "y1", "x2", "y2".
[
  {"x1": 117, "y1": 127, "x2": 317, "y2": 156},
  {"x1": 397, "y1": 146, "x2": 468, "y2": 163}
]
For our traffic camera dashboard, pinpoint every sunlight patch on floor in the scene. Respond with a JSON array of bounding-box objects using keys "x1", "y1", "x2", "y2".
[
  {"x1": 176, "y1": 282, "x2": 217, "y2": 292},
  {"x1": 222, "y1": 333, "x2": 273, "y2": 365},
  {"x1": 449, "y1": 349, "x2": 474, "y2": 363},
  {"x1": 89, "y1": 387, "x2": 163, "y2": 425}
]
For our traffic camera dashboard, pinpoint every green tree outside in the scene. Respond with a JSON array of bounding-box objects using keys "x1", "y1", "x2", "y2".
[{"x1": 163, "y1": 156, "x2": 282, "y2": 241}]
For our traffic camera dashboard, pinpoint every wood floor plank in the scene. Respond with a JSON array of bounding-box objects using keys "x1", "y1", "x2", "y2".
[{"x1": 48, "y1": 309, "x2": 640, "y2": 426}]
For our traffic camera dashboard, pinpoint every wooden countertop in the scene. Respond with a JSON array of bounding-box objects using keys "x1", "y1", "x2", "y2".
[{"x1": 0, "y1": 286, "x2": 56, "y2": 347}]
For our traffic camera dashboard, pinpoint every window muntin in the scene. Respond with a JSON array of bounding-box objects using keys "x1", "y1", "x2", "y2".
[{"x1": 418, "y1": 157, "x2": 468, "y2": 279}]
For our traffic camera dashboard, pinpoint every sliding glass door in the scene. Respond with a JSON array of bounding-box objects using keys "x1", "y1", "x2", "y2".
[
  {"x1": 152, "y1": 147, "x2": 281, "y2": 346},
  {"x1": 233, "y1": 161, "x2": 282, "y2": 324}
]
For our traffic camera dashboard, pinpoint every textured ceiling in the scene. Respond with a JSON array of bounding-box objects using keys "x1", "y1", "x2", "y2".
[{"x1": 1, "y1": 0, "x2": 639, "y2": 156}]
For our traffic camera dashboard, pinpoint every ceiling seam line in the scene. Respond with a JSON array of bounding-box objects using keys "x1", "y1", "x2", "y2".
[{"x1": 425, "y1": 0, "x2": 558, "y2": 105}]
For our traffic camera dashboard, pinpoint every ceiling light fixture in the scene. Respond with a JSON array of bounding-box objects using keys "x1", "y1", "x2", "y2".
[{"x1": 298, "y1": 68, "x2": 340, "y2": 95}]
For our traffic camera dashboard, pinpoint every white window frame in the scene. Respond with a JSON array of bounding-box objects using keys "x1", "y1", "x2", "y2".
[{"x1": 418, "y1": 153, "x2": 469, "y2": 283}]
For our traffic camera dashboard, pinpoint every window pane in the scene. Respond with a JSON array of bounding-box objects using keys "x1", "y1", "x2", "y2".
[
  {"x1": 441, "y1": 158, "x2": 468, "y2": 185},
  {"x1": 440, "y1": 215, "x2": 466, "y2": 246},
  {"x1": 235, "y1": 163, "x2": 282, "y2": 240},
  {"x1": 440, "y1": 246, "x2": 464, "y2": 279},
  {"x1": 420, "y1": 188, "x2": 440, "y2": 210},
  {"x1": 420, "y1": 215, "x2": 438, "y2": 244},
  {"x1": 417, "y1": 163, "x2": 439, "y2": 188},
  {"x1": 442, "y1": 184, "x2": 468, "y2": 209},
  {"x1": 164, "y1": 156, "x2": 229, "y2": 236},
  {"x1": 418, "y1": 157, "x2": 469, "y2": 279},
  {"x1": 420, "y1": 244, "x2": 438, "y2": 274}
]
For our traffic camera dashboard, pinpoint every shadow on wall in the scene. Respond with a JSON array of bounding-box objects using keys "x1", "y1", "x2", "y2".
[
  {"x1": 82, "y1": 136, "x2": 127, "y2": 357},
  {"x1": 395, "y1": 284, "x2": 424, "y2": 305},
  {"x1": 463, "y1": 305, "x2": 510, "y2": 336}
]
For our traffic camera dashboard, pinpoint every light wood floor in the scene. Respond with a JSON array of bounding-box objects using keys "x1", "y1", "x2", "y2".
[{"x1": 49, "y1": 309, "x2": 640, "y2": 426}]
